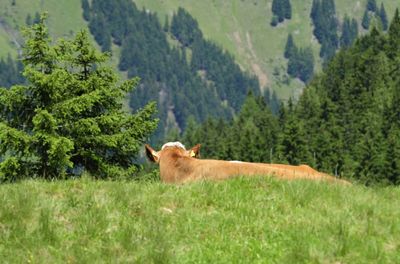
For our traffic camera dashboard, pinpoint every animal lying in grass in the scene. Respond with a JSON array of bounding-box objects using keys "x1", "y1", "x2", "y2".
[{"x1": 145, "y1": 142, "x2": 351, "y2": 185}]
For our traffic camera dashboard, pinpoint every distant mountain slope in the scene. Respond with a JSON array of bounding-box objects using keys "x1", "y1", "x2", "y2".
[
  {"x1": 1, "y1": 0, "x2": 399, "y2": 99},
  {"x1": 0, "y1": 0, "x2": 88, "y2": 57},
  {"x1": 134, "y1": 0, "x2": 400, "y2": 98}
]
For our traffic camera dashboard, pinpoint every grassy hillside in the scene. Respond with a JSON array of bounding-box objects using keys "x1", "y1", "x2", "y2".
[
  {"x1": 134, "y1": 0, "x2": 400, "y2": 98},
  {"x1": 0, "y1": 177, "x2": 399, "y2": 263},
  {"x1": 0, "y1": 0, "x2": 87, "y2": 57}
]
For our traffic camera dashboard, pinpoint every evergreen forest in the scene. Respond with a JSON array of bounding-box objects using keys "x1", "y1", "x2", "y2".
[
  {"x1": 84, "y1": 0, "x2": 269, "y2": 140},
  {"x1": 182, "y1": 10, "x2": 400, "y2": 185}
]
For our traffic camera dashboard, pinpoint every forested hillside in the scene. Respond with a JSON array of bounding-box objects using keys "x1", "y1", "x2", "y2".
[
  {"x1": 134, "y1": 0, "x2": 400, "y2": 98},
  {"x1": 183, "y1": 10, "x2": 400, "y2": 185},
  {"x1": 84, "y1": 0, "x2": 272, "y2": 140}
]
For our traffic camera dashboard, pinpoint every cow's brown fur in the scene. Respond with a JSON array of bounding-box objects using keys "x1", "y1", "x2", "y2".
[{"x1": 145, "y1": 142, "x2": 351, "y2": 185}]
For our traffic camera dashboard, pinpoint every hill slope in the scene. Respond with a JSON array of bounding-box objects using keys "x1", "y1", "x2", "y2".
[
  {"x1": 0, "y1": 177, "x2": 399, "y2": 262},
  {"x1": 1, "y1": 0, "x2": 400, "y2": 99},
  {"x1": 134, "y1": 0, "x2": 400, "y2": 98}
]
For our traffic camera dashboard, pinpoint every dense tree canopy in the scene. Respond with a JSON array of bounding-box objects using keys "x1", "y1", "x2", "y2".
[
  {"x1": 284, "y1": 34, "x2": 314, "y2": 83},
  {"x1": 271, "y1": 0, "x2": 292, "y2": 26},
  {"x1": 85, "y1": 0, "x2": 266, "y2": 141},
  {"x1": 0, "y1": 14, "x2": 158, "y2": 181},
  {"x1": 310, "y1": 0, "x2": 339, "y2": 61},
  {"x1": 185, "y1": 10, "x2": 400, "y2": 185}
]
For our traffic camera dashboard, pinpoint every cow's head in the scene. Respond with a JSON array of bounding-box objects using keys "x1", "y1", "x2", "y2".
[{"x1": 145, "y1": 142, "x2": 201, "y2": 163}]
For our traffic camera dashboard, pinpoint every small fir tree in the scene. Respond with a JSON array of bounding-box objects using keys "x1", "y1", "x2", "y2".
[
  {"x1": 379, "y1": 3, "x2": 388, "y2": 31},
  {"x1": 284, "y1": 33, "x2": 295, "y2": 58},
  {"x1": 362, "y1": 9, "x2": 371, "y2": 30},
  {"x1": 366, "y1": 0, "x2": 377, "y2": 13}
]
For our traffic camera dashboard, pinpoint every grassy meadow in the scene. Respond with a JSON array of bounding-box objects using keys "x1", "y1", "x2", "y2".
[{"x1": 0, "y1": 176, "x2": 399, "y2": 263}]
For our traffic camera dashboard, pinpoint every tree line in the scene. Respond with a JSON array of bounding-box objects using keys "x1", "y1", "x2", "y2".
[
  {"x1": 83, "y1": 0, "x2": 275, "y2": 141},
  {"x1": 182, "y1": 10, "x2": 400, "y2": 185},
  {"x1": 0, "y1": 54, "x2": 24, "y2": 88}
]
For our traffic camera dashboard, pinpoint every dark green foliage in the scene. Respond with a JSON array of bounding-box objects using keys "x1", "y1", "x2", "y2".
[
  {"x1": 340, "y1": 16, "x2": 358, "y2": 48},
  {"x1": 0, "y1": 54, "x2": 24, "y2": 88},
  {"x1": 293, "y1": 16, "x2": 399, "y2": 183},
  {"x1": 81, "y1": 0, "x2": 90, "y2": 21},
  {"x1": 270, "y1": 15, "x2": 279, "y2": 27},
  {"x1": 363, "y1": 1, "x2": 387, "y2": 31},
  {"x1": 25, "y1": 14, "x2": 32, "y2": 25},
  {"x1": 191, "y1": 39, "x2": 260, "y2": 111},
  {"x1": 184, "y1": 10, "x2": 400, "y2": 185},
  {"x1": 0, "y1": 15, "x2": 158, "y2": 181},
  {"x1": 183, "y1": 93, "x2": 279, "y2": 163},
  {"x1": 33, "y1": 12, "x2": 40, "y2": 25},
  {"x1": 85, "y1": 0, "x2": 260, "y2": 141},
  {"x1": 362, "y1": 8, "x2": 371, "y2": 30},
  {"x1": 284, "y1": 33, "x2": 295, "y2": 58},
  {"x1": 286, "y1": 37, "x2": 314, "y2": 83},
  {"x1": 386, "y1": 127, "x2": 400, "y2": 184},
  {"x1": 271, "y1": 0, "x2": 292, "y2": 25},
  {"x1": 283, "y1": 0, "x2": 292, "y2": 19},
  {"x1": 310, "y1": 0, "x2": 338, "y2": 61},
  {"x1": 171, "y1": 7, "x2": 202, "y2": 47},
  {"x1": 386, "y1": 9, "x2": 400, "y2": 59},
  {"x1": 88, "y1": 12, "x2": 111, "y2": 52},
  {"x1": 276, "y1": 98, "x2": 313, "y2": 165},
  {"x1": 366, "y1": 0, "x2": 377, "y2": 13},
  {"x1": 379, "y1": 3, "x2": 389, "y2": 31}
]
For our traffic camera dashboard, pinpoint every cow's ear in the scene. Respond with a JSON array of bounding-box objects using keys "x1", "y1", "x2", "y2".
[
  {"x1": 145, "y1": 144, "x2": 160, "y2": 163},
  {"x1": 189, "y1": 144, "x2": 201, "y2": 158}
]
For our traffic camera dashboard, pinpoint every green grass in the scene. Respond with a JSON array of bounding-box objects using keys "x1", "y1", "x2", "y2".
[
  {"x1": 0, "y1": 176, "x2": 399, "y2": 263},
  {"x1": 0, "y1": 0, "x2": 88, "y2": 58}
]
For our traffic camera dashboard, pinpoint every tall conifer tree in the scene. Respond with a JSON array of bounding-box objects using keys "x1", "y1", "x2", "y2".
[
  {"x1": 379, "y1": 3, "x2": 389, "y2": 31},
  {"x1": 0, "y1": 14, "x2": 158, "y2": 181}
]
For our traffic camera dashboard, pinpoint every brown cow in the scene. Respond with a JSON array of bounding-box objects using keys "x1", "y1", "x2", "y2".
[{"x1": 145, "y1": 142, "x2": 351, "y2": 185}]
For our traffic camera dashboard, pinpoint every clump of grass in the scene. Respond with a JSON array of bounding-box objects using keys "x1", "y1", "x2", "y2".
[{"x1": 0, "y1": 177, "x2": 399, "y2": 263}]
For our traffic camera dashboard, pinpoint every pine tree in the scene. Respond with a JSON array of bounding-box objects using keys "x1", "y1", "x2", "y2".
[
  {"x1": 386, "y1": 127, "x2": 400, "y2": 184},
  {"x1": 277, "y1": 99, "x2": 312, "y2": 165},
  {"x1": 362, "y1": 9, "x2": 371, "y2": 30},
  {"x1": 351, "y1": 18, "x2": 359, "y2": 41},
  {"x1": 379, "y1": 3, "x2": 388, "y2": 31},
  {"x1": 284, "y1": 33, "x2": 295, "y2": 58},
  {"x1": 310, "y1": 0, "x2": 338, "y2": 61},
  {"x1": 366, "y1": 0, "x2": 377, "y2": 13},
  {"x1": 0, "y1": 14, "x2": 158, "y2": 181},
  {"x1": 271, "y1": 0, "x2": 291, "y2": 23},
  {"x1": 271, "y1": 0, "x2": 284, "y2": 23},
  {"x1": 387, "y1": 9, "x2": 400, "y2": 59},
  {"x1": 340, "y1": 15, "x2": 352, "y2": 48},
  {"x1": 310, "y1": 0, "x2": 320, "y2": 20},
  {"x1": 81, "y1": 0, "x2": 91, "y2": 21},
  {"x1": 283, "y1": 0, "x2": 292, "y2": 20}
]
